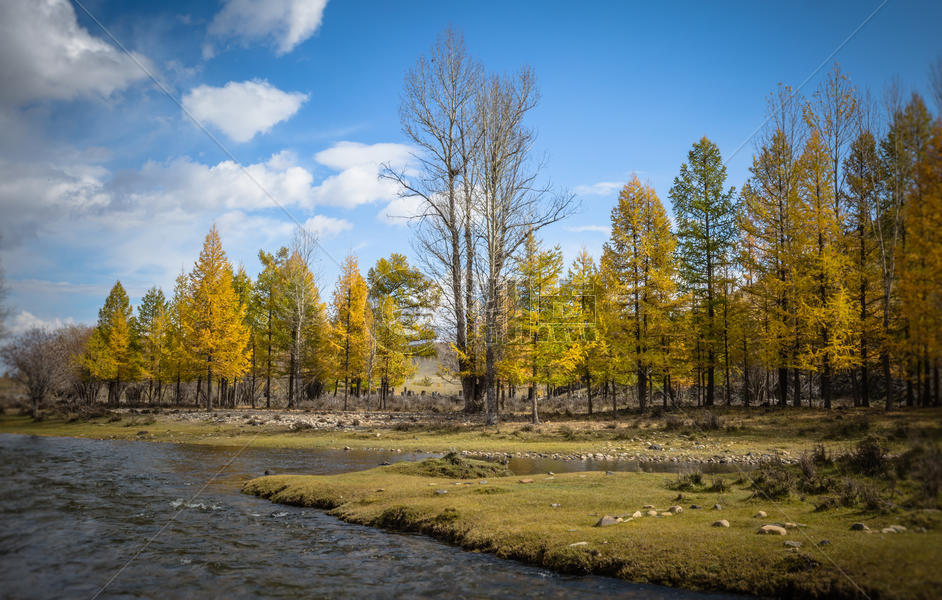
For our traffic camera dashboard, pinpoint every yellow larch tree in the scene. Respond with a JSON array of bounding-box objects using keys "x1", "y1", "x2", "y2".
[{"x1": 185, "y1": 225, "x2": 250, "y2": 410}]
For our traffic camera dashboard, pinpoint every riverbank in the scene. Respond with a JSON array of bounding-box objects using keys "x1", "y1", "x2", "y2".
[
  {"x1": 2, "y1": 406, "x2": 938, "y2": 465},
  {"x1": 244, "y1": 454, "x2": 941, "y2": 599}
]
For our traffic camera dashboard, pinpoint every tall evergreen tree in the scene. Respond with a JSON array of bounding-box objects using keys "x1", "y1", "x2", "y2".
[{"x1": 669, "y1": 137, "x2": 737, "y2": 406}]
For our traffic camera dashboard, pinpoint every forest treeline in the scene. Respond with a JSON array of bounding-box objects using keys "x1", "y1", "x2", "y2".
[{"x1": 2, "y1": 30, "x2": 941, "y2": 422}]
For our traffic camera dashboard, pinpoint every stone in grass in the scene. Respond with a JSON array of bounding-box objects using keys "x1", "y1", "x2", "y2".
[
  {"x1": 689, "y1": 504, "x2": 703, "y2": 510},
  {"x1": 646, "y1": 510, "x2": 658, "y2": 517},
  {"x1": 568, "y1": 541, "x2": 588, "y2": 547},
  {"x1": 659, "y1": 512, "x2": 673, "y2": 517},
  {"x1": 642, "y1": 504, "x2": 655, "y2": 509},
  {"x1": 712, "y1": 504, "x2": 723, "y2": 510},
  {"x1": 712, "y1": 520, "x2": 730, "y2": 528},
  {"x1": 784, "y1": 540, "x2": 802, "y2": 548},
  {"x1": 754, "y1": 511, "x2": 767, "y2": 518},
  {"x1": 818, "y1": 539, "x2": 831, "y2": 546},
  {"x1": 631, "y1": 511, "x2": 644, "y2": 519},
  {"x1": 550, "y1": 503, "x2": 561, "y2": 508},
  {"x1": 757, "y1": 525, "x2": 787, "y2": 535},
  {"x1": 519, "y1": 478, "x2": 534, "y2": 484},
  {"x1": 668, "y1": 505, "x2": 683, "y2": 514},
  {"x1": 881, "y1": 527, "x2": 899, "y2": 534},
  {"x1": 850, "y1": 522, "x2": 871, "y2": 532},
  {"x1": 595, "y1": 515, "x2": 619, "y2": 527},
  {"x1": 435, "y1": 489, "x2": 448, "y2": 495},
  {"x1": 889, "y1": 524, "x2": 907, "y2": 533}
]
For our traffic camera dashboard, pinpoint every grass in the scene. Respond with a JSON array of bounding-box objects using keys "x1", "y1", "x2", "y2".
[
  {"x1": 2, "y1": 406, "x2": 941, "y2": 461},
  {"x1": 243, "y1": 455, "x2": 942, "y2": 599}
]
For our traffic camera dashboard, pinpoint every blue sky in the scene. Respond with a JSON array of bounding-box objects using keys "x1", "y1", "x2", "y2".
[{"x1": 0, "y1": 0, "x2": 939, "y2": 332}]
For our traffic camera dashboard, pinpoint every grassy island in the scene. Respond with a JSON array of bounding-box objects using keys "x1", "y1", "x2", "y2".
[{"x1": 244, "y1": 452, "x2": 941, "y2": 600}]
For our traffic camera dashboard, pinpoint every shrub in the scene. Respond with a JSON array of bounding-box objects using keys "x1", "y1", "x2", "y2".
[
  {"x1": 695, "y1": 411, "x2": 724, "y2": 431},
  {"x1": 750, "y1": 462, "x2": 795, "y2": 500},
  {"x1": 843, "y1": 436, "x2": 889, "y2": 476},
  {"x1": 668, "y1": 471, "x2": 704, "y2": 491},
  {"x1": 708, "y1": 477, "x2": 729, "y2": 493}
]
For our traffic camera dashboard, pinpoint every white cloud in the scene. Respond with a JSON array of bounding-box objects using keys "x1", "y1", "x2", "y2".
[
  {"x1": 565, "y1": 224, "x2": 611, "y2": 235},
  {"x1": 0, "y1": 0, "x2": 149, "y2": 107},
  {"x1": 303, "y1": 215, "x2": 352, "y2": 237},
  {"x1": 312, "y1": 141, "x2": 413, "y2": 208},
  {"x1": 377, "y1": 195, "x2": 426, "y2": 225},
  {"x1": 182, "y1": 79, "x2": 308, "y2": 142},
  {"x1": 208, "y1": 0, "x2": 328, "y2": 56},
  {"x1": 9, "y1": 310, "x2": 75, "y2": 335},
  {"x1": 573, "y1": 181, "x2": 622, "y2": 197}
]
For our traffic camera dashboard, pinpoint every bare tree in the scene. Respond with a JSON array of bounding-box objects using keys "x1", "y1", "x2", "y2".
[
  {"x1": 472, "y1": 68, "x2": 575, "y2": 425},
  {"x1": 930, "y1": 55, "x2": 942, "y2": 114},
  {"x1": 282, "y1": 226, "x2": 319, "y2": 409},
  {"x1": 1, "y1": 328, "x2": 67, "y2": 418},
  {"x1": 0, "y1": 249, "x2": 10, "y2": 340},
  {"x1": 384, "y1": 27, "x2": 484, "y2": 412}
]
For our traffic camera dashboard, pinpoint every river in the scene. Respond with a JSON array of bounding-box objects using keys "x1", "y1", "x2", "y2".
[{"x1": 0, "y1": 434, "x2": 743, "y2": 599}]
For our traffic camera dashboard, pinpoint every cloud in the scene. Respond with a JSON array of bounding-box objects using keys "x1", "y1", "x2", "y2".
[
  {"x1": 565, "y1": 225, "x2": 611, "y2": 235},
  {"x1": 377, "y1": 195, "x2": 426, "y2": 225},
  {"x1": 311, "y1": 141, "x2": 414, "y2": 208},
  {"x1": 182, "y1": 79, "x2": 308, "y2": 142},
  {"x1": 9, "y1": 310, "x2": 75, "y2": 335},
  {"x1": 0, "y1": 0, "x2": 149, "y2": 107},
  {"x1": 208, "y1": 0, "x2": 328, "y2": 56},
  {"x1": 303, "y1": 215, "x2": 352, "y2": 237},
  {"x1": 573, "y1": 181, "x2": 622, "y2": 197}
]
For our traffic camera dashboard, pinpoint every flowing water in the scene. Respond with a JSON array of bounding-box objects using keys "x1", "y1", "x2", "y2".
[{"x1": 0, "y1": 434, "x2": 744, "y2": 599}]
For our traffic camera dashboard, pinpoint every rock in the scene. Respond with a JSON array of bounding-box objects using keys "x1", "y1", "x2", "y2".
[
  {"x1": 881, "y1": 527, "x2": 897, "y2": 534},
  {"x1": 754, "y1": 511, "x2": 767, "y2": 518},
  {"x1": 380, "y1": 461, "x2": 391, "y2": 466},
  {"x1": 784, "y1": 540, "x2": 802, "y2": 548},
  {"x1": 669, "y1": 505, "x2": 683, "y2": 514},
  {"x1": 376, "y1": 488, "x2": 385, "y2": 492},
  {"x1": 595, "y1": 515, "x2": 619, "y2": 527},
  {"x1": 435, "y1": 489, "x2": 448, "y2": 495},
  {"x1": 782, "y1": 522, "x2": 798, "y2": 529},
  {"x1": 605, "y1": 471, "x2": 615, "y2": 475},
  {"x1": 757, "y1": 525, "x2": 787, "y2": 535},
  {"x1": 343, "y1": 446, "x2": 351, "y2": 451},
  {"x1": 568, "y1": 541, "x2": 588, "y2": 547},
  {"x1": 712, "y1": 520, "x2": 730, "y2": 528},
  {"x1": 689, "y1": 504, "x2": 703, "y2": 510},
  {"x1": 818, "y1": 539, "x2": 831, "y2": 546},
  {"x1": 889, "y1": 524, "x2": 907, "y2": 532},
  {"x1": 632, "y1": 511, "x2": 643, "y2": 518},
  {"x1": 550, "y1": 503, "x2": 561, "y2": 508},
  {"x1": 659, "y1": 512, "x2": 673, "y2": 517},
  {"x1": 642, "y1": 504, "x2": 655, "y2": 509},
  {"x1": 850, "y1": 522, "x2": 870, "y2": 532},
  {"x1": 479, "y1": 480, "x2": 488, "y2": 485},
  {"x1": 712, "y1": 504, "x2": 723, "y2": 510},
  {"x1": 649, "y1": 443, "x2": 663, "y2": 450},
  {"x1": 646, "y1": 510, "x2": 658, "y2": 517},
  {"x1": 518, "y1": 478, "x2": 534, "y2": 484}
]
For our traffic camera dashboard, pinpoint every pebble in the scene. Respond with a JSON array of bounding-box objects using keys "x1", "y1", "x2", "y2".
[
  {"x1": 757, "y1": 525, "x2": 787, "y2": 535},
  {"x1": 784, "y1": 541, "x2": 802, "y2": 548},
  {"x1": 435, "y1": 490, "x2": 448, "y2": 495},
  {"x1": 818, "y1": 539, "x2": 831, "y2": 546},
  {"x1": 568, "y1": 541, "x2": 588, "y2": 547},
  {"x1": 712, "y1": 504, "x2": 723, "y2": 510},
  {"x1": 595, "y1": 515, "x2": 619, "y2": 527},
  {"x1": 668, "y1": 505, "x2": 683, "y2": 514},
  {"x1": 712, "y1": 520, "x2": 730, "y2": 528},
  {"x1": 631, "y1": 511, "x2": 643, "y2": 519},
  {"x1": 646, "y1": 510, "x2": 658, "y2": 517},
  {"x1": 518, "y1": 478, "x2": 534, "y2": 484},
  {"x1": 754, "y1": 511, "x2": 767, "y2": 518},
  {"x1": 850, "y1": 522, "x2": 870, "y2": 532},
  {"x1": 689, "y1": 504, "x2": 703, "y2": 509},
  {"x1": 550, "y1": 503, "x2": 561, "y2": 508}
]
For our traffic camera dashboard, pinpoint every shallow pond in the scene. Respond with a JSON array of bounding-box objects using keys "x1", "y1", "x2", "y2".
[{"x1": 0, "y1": 434, "x2": 745, "y2": 599}]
